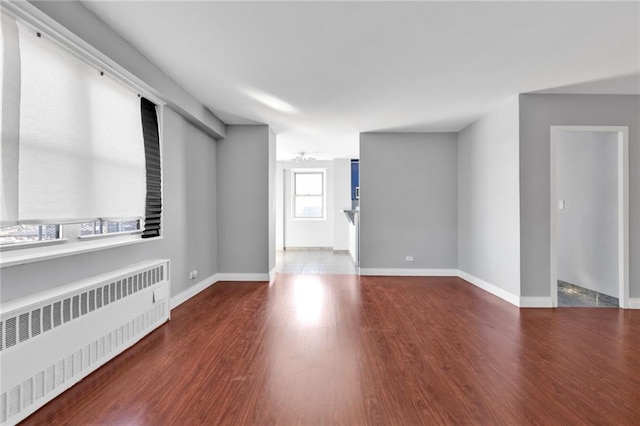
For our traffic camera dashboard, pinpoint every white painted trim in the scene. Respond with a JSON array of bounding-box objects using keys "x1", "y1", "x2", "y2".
[
  {"x1": 170, "y1": 273, "x2": 218, "y2": 310},
  {"x1": 519, "y1": 297, "x2": 554, "y2": 308},
  {"x1": 457, "y1": 270, "x2": 520, "y2": 307},
  {"x1": 216, "y1": 273, "x2": 270, "y2": 281},
  {"x1": 550, "y1": 126, "x2": 630, "y2": 308},
  {"x1": 629, "y1": 299, "x2": 640, "y2": 309},
  {"x1": 359, "y1": 268, "x2": 458, "y2": 276},
  {"x1": 0, "y1": 235, "x2": 163, "y2": 268},
  {"x1": 269, "y1": 268, "x2": 277, "y2": 281}
]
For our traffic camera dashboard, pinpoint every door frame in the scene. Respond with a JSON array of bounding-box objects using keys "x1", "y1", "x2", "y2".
[{"x1": 550, "y1": 126, "x2": 629, "y2": 308}]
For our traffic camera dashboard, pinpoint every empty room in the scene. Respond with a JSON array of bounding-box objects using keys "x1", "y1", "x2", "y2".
[{"x1": 1, "y1": 1, "x2": 639, "y2": 425}]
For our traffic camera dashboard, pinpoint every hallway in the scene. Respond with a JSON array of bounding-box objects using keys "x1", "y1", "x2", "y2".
[{"x1": 274, "y1": 249, "x2": 358, "y2": 275}]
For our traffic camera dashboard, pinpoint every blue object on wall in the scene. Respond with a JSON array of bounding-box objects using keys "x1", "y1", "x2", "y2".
[{"x1": 351, "y1": 159, "x2": 359, "y2": 200}]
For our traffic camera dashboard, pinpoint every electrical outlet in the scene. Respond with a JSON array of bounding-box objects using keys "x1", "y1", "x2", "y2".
[
  {"x1": 189, "y1": 270, "x2": 198, "y2": 280},
  {"x1": 405, "y1": 256, "x2": 414, "y2": 262}
]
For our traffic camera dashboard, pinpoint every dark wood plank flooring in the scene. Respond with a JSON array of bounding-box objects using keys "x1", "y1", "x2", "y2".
[{"x1": 24, "y1": 275, "x2": 640, "y2": 425}]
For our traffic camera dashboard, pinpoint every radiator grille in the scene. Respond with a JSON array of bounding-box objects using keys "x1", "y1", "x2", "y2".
[
  {"x1": 0, "y1": 261, "x2": 169, "y2": 425},
  {"x1": 0, "y1": 301, "x2": 166, "y2": 424},
  {"x1": 0, "y1": 265, "x2": 164, "y2": 353}
]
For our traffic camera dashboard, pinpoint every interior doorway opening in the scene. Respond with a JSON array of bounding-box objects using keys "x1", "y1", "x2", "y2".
[
  {"x1": 550, "y1": 126, "x2": 629, "y2": 308},
  {"x1": 274, "y1": 158, "x2": 360, "y2": 275}
]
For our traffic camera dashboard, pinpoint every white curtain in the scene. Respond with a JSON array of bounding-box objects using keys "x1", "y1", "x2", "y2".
[{"x1": 13, "y1": 21, "x2": 145, "y2": 224}]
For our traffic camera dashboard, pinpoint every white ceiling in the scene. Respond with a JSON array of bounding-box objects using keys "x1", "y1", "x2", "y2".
[{"x1": 80, "y1": 1, "x2": 640, "y2": 160}]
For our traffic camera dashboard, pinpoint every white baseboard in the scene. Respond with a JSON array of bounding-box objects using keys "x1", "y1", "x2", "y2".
[
  {"x1": 216, "y1": 273, "x2": 270, "y2": 281},
  {"x1": 457, "y1": 270, "x2": 520, "y2": 307},
  {"x1": 359, "y1": 268, "x2": 458, "y2": 276},
  {"x1": 519, "y1": 296, "x2": 554, "y2": 308},
  {"x1": 170, "y1": 273, "x2": 218, "y2": 310},
  {"x1": 629, "y1": 298, "x2": 640, "y2": 309},
  {"x1": 269, "y1": 268, "x2": 277, "y2": 281}
]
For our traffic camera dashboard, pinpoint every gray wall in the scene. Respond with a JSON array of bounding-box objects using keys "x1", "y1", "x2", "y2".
[
  {"x1": 216, "y1": 125, "x2": 273, "y2": 274},
  {"x1": 556, "y1": 131, "x2": 618, "y2": 297},
  {"x1": 0, "y1": 108, "x2": 218, "y2": 303},
  {"x1": 519, "y1": 94, "x2": 639, "y2": 298},
  {"x1": 458, "y1": 97, "x2": 521, "y2": 296},
  {"x1": 359, "y1": 133, "x2": 458, "y2": 269},
  {"x1": 268, "y1": 129, "x2": 276, "y2": 272}
]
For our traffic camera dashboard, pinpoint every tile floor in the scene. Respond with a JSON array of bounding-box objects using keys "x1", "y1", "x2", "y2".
[
  {"x1": 274, "y1": 249, "x2": 358, "y2": 275},
  {"x1": 557, "y1": 280, "x2": 619, "y2": 308}
]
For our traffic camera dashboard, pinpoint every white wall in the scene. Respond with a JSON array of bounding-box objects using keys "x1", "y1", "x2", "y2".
[
  {"x1": 0, "y1": 108, "x2": 218, "y2": 303},
  {"x1": 333, "y1": 159, "x2": 352, "y2": 251},
  {"x1": 556, "y1": 131, "x2": 618, "y2": 297},
  {"x1": 457, "y1": 97, "x2": 521, "y2": 297},
  {"x1": 519, "y1": 94, "x2": 639, "y2": 299},
  {"x1": 359, "y1": 133, "x2": 458, "y2": 270}
]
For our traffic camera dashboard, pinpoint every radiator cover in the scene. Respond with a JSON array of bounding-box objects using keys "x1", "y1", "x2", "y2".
[{"x1": 0, "y1": 259, "x2": 170, "y2": 425}]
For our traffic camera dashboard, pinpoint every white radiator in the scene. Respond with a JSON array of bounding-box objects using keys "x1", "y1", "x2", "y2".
[{"x1": 0, "y1": 259, "x2": 170, "y2": 425}]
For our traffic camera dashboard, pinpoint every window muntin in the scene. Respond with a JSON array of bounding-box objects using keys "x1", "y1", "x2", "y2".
[{"x1": 293, "y1": 171, "x2": 325, "y2": 219}]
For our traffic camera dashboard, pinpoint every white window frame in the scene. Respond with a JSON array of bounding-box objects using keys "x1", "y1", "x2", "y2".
[{"x1": 292, "y1": 169, "x2": 326, "y2": 221}]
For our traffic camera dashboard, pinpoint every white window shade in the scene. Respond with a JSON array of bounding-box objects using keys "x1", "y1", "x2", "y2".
[
  {"x1": 1, "y1": 13, "x2": 21, "y2": 226},
  {"x1": 17, "y1": 22, "x2": 145, "y2": 224}
]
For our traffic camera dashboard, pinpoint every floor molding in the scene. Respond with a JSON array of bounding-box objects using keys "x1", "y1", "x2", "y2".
[
  {"x1": 629, "y1": 298, "x2": 640, "y2": 309},
  {"x1": 269, "y1": 268, "x2": 277, "y2": 281},
  {"x1": 216, "y1": 273, "x2": 270, "y2": 282},
  {"x1": 170, "y1": 273, "x2": 218, "y2": 310},
  {"x1": 457, "y1": 270, "x2": 520, "y2": 307},
  {"x1": 360, "y1": 268, "x2": 458, "y2": 277}
]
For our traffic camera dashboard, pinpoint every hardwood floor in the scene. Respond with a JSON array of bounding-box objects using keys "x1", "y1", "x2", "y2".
[{"x1": 24, "y1": 275, "x2": 640, "y2": 425}]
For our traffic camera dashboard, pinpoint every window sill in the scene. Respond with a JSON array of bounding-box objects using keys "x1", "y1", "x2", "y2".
[
  {"x1": 0, "y1": 234, "x2": 162, "y2": 268},
  {"x1": 78, "y1": 230, "x2": 142, "y2": 241},
  {"x1": 0, "y1": 238, "x2": 70, "y2": 251}
]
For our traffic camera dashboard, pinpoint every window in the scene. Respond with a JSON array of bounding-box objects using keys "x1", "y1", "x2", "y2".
[
  {"x1": 80, "y1": 219, "x2": 141, "y2": 237},
  {"x1": 293, "y1": 171, "x2": 325, "y2": 219},
  {"x1": 0, "y1": 225, "x2": 60, "y2": 245},
  {"x1": 0, "y1": 13, "x2": 162, "y2": 253}
]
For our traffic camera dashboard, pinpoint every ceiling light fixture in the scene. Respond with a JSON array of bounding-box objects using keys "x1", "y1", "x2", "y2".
[{"x1": 293, "y1": 152, "x2": 316, "y2": 162}]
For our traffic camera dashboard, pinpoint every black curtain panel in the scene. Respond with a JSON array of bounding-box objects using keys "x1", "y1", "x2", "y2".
[{"x1": 140, "y1": 97, "x2": 162, "y2": 238}]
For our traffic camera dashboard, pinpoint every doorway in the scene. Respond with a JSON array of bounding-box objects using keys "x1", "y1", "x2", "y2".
[
  {"x1": 275, "y1": 159, "x2": 359, "y2": 274},
  {"x1": 550, "y1": 126, "x2": 629, "y2": 308}
]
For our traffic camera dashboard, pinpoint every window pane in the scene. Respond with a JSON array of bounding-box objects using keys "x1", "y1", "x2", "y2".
[
  {"x1": 80, "y1": 219, "x2": 140, "y2": 236},
  {"x1": 295, "y1": 173, "x2": 322, "y2": 195},
  {"x1": 295, "y1": 195, "x2": 323, "y2": 218},
  {"x1": 0, "y1": 225, "x2": 60, "y2": 245},
  {"x1": 103, "y1": 220, "x2": 140, "y2": 234},
  {"x1": 80, "y1": 221, "x2": 101, "y2": 236}
]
